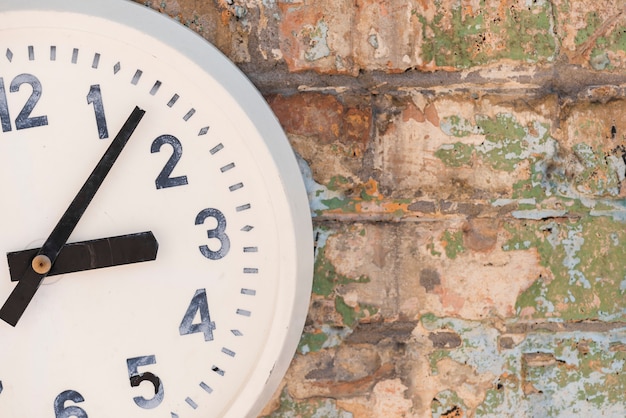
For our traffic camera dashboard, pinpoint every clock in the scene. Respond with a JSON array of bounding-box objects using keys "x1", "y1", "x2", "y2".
[{"x1": 0, "y1": 0, "x2": 313, "y2": 417}]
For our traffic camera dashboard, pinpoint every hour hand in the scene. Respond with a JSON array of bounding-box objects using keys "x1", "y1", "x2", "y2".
[{"x1": 7, "y1": 232, "x2": 158, "y2": 282}]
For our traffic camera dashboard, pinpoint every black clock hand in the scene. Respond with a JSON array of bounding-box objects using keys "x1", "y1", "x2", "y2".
[
  {"x1": 7, "y1": 232, "x2": 158, "y2": 281},
  {"x1": 0, "y1": 106, "x2": 145, "y2": 326}
]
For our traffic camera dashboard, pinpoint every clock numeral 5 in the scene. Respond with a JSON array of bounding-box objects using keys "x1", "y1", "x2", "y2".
[
  {"x1": 0, "y1": 73, "x2": 49, "y2": 132},
  {"x1": 196, "y1": 208, "x2": 230, "y2": 260},
  {"x1": 53, "y1": 390, "x2": 88, "y2": 418},
  {"x1": 127, "y1": 355, "x2": 165, "y2": 409}
]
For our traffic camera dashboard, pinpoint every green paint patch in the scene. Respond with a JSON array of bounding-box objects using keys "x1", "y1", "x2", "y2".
[
  {"x1": 435, "y1": 142, "x2": 474, "y2": 167},
  {"x1": 313, "y1": 246, "x2": 369, "y2": 297},
  {"x1": 267, "y1": 390, "x2": 353, "y2": 418},
  {"x1": 507, "y1": 216, "x2": 626, "y2": 321},
  {"x1": 441, "y1": 230, "x2": 465, "y2": 259},
  {"x1": 571, "y1": 143, "x2": 622, "y2": 197},
  {"x1": 298, "y1": 331, "x2": 328, "y2": 354},
  {"x1": 573, "y1": 11, "x2": 626, "y2": 70},
  {"x1": 437, "y1": 113, "x2": 554, "y2": 173},
  {"x1": 418, "y1": 2, "x2": 556, "y2": 68},
  {"x1": 432, "y1": 390, "x2": 467, "y2": 418},
  {"x1": 335, "y1": 296, "x2": 378, "y2": 327}
]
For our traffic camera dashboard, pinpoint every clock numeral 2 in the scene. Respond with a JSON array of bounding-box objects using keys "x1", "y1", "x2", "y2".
[
  {"x1": 0, "y1": 73, "x2": 49, "y2": 132},
  {"x1": 180, "y1": 288, "x2": 216, "y2": 341},
  {"x1": 127, "y1": 355, "x2": 165, "y2": 409},
  {"x1": 54, "y1": 390, "x2": 87, "y2": 418},
  {"x1": 151, "y1": 134, "x2": 189, "y2": 189}
]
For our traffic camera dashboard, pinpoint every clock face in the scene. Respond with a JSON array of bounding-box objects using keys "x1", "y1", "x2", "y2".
[{"x1": 0, "y1": 1, "x2": 312, "y2": 417}]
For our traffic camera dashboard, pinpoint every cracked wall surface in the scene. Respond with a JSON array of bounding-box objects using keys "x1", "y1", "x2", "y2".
[{"x1": 139, "y1": 0, "x2": 626, "y2": 416}]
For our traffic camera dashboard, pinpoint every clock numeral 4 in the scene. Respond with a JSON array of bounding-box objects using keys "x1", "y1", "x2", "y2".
[
  {"x1": 53, "y1": 390, "x2": 88, "y2": 418},
  {"x1": 127, "y1": 355, "x2": 165, "y2": 409},
  {"x1": 196, "y1": 208, "x2": 230, "y2": 260},
  {"x1": 0, "y1": 73, "x2": 49, "y2": 132},
  {"x1": 179, "y1": 288, "x2": 216, "y2": 342}
]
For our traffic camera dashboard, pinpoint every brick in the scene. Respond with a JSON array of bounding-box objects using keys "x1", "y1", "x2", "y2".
[
  {"x1": 277, "y1": 0, "x2": 356, "y2": 74},
  {"x1": 554, "y1": 0, "x2": 626, "y2": 70}
]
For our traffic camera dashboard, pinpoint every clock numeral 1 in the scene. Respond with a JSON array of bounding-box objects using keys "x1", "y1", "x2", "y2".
[
  {"x1": 196, "y1": 208, "x2": 230, "y2": 260},
  {"x1": 86, "y1": 84, "x2": 108, "y2": 139},
  {"x1": 53, "y1": 390, "x2": 88, "y2": 418},
  {"x1": 0, "y1": 73, "x2": 49, "y2": 133},
  {"x1": 0, "y1": 79, "x2": 11, "y2": 132},
  {"x1": 127, "y1": 355, "x2": 165, "y2": 409},
  {"x1": 179, "y1": 288, "x2": 216, "y2": 342}
]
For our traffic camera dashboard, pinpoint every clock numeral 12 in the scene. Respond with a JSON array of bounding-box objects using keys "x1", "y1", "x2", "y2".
[
  {"x1": 53, "y1": 390, "x2": 87, "y2": 418},
  {"x1": 0, "y1": 73, "x2": 49, "y2": 132}
]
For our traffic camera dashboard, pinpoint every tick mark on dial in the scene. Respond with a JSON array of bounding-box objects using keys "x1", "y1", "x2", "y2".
[
  {"x1": 185, "y1": 397, "x2": 198, "y2": 409},
  {"x1": 200, "y1": 381, "x2": 213, "y2": 394},
  {"x1": 198, "y1": 126, "x2": 210, "y2": 136},
  {"x1": 222, "y1": 347, "x2": 236, "y2": 357},
  {"x1": 71, "y1": 48, "x2": 79, "y2": 64},
  {"x1": 210, "y1": 143, "x2": 224, "y2": 155},
  {"x1": 131, "y1": 70, "x2": 143, "y2": 85},
  {"x1": 241, "y1": 288, "x2": 256, "y2": 296},
  {"x1": 0, "y1": 380, "x2": 3, "y2": 394},
  {"x1": 183, "y1": 108, "x2": 196, "y2": 121},
  {"x1": 229, "y1": 182, "x2": 244, "y2": 192},
  {"x1": 241, "y1": 225, "x2": 254, "y2": 232},
  {"x1": 50, "y1": 46, "x2": 56, "y2": 61},
  {"x1": 150, "y1": 81, "x2": 162, "y2": 95},
  {"x1": 243, "y1": 246, "x2": 258, "y2": 253},
  {"x1": 28, "y1": 46, "x2": 34, "y2": 61},
  {"x1": 113, "y1": 62, "x2": 121, "y2": 74},
  {"x1": 243, "y1": 268, "x2": 258, "y2": 274},
  {"x1": 220, "y1": 162, "x2": 235, "y2": 173},
  {"x1": 92, "y1": 53, "x2": 101, "y2": 69},
  {"x1": 167, "y1": 94, "x2": 179, "y2": 107},
  {"x1": 6, "y1": 49, "x2": 13, "y2": 62},
  {"x1": 171, "y1": 413, "x2": 180, "y2": 418},
  {"x1": 236, "y1": 309, "x2": 251, "y2": 317},
  {"x1": 231, "y1": 329, "x2": 243, "y2": 336},
  {"x1": 212, "y1": 366, "x2": 225, "y2": 376},
  {"x1": 236, "y1": 203, "x2": 251, "y2": 212}
]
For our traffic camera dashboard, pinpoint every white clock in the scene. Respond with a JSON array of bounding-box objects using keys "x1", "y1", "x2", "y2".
[{"x1": 0, "y1": 0, "x2": 313, "y2": 417}]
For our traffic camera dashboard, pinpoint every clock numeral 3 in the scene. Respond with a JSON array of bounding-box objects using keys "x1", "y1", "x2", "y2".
[
  {"x1": 196, "y1": 208, "x2": 230, "y2": 260},
  {"x1": 53, "y1": 390, "x2": 88, "y2": 418},
  {"x1": 151, "y1": 134, "x2": 189, "y2": 189},
  {"x1": 0, "y1": 73, "x2": 49, "y2": 132},
  {"x1": 127, "y1": 355, "x2": 165, "y2": 409},
  {"x1": 179, "y1": 288, "x2": 216, "y2": 342}
]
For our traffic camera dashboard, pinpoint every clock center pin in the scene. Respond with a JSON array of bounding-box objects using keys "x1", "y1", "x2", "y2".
[{"x1": 31, "y1": 255, "x2": 51, "y2": 274}]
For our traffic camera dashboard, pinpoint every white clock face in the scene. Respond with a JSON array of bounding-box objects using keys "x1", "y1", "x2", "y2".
[{"x1": 0, "y1": 2, "x2": 312, "y2": 417}]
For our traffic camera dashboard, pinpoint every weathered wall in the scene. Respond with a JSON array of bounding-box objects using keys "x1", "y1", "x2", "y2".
[{"x1": 139, "y1": 0, "x2": 626, "y2": 416}]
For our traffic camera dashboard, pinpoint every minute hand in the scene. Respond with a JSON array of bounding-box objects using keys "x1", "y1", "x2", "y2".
[{"x1": 0, "y1": 106, "x2": 146, "y2": 327}]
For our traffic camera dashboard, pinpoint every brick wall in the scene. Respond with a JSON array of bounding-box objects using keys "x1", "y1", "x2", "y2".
[{"x1": 140, "y1": 1, "x2": 626, "y2": 416}]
